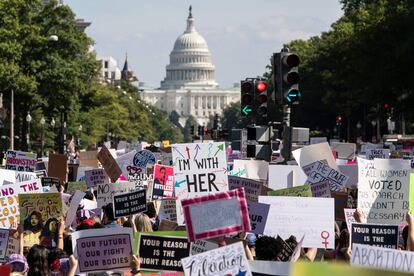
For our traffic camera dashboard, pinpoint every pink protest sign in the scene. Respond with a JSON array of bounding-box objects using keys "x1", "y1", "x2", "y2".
[{"x1": 181, "y1": 187, "x2": 250, "y2": 242}]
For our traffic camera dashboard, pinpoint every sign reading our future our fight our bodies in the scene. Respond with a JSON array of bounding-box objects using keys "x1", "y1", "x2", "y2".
[
  {"x1": 358, "y1": 158, "x2": 411, "y2": 225},
  {"x1": 172, "y1": 142, "x2": 228, "y2": 224}
]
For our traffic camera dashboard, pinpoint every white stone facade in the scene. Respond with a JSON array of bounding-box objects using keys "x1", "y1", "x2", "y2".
[
  {"x1": 141, "y1": 7, "x2": 240, "y2": 126},
  {"x1": 98, "y1": 56, "x2": 121, "y2": 81}
]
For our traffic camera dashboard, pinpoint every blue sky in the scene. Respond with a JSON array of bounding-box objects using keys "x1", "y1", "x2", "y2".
[{"x1": 65, "y1": 0, "x2": 343, "y2": 88}]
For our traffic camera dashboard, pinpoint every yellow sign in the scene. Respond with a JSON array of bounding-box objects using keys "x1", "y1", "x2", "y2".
[{"x1": 162, "y1": 140, "x2": 170, "y2": 148}]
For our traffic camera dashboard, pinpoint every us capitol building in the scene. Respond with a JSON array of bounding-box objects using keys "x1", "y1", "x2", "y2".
[{"x1": 140, "y1": 7, "x2": 240, "y2": 127}]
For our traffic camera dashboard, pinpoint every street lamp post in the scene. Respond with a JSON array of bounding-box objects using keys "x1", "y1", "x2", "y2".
[
  {"x1": 26, "y1": 112, "x2": 32, "y2": 151},
  {"x1": 40, "y1": 116, "x2": 45, "y2": 157},
  {"x1": 78, "y1": 124, "x2": 82, "y2": 147}
]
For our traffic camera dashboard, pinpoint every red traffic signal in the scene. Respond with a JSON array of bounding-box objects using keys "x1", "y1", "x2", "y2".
[
  {"x1": 256, "y1": 81, "x2": 268, "y2": 93},
  {"x1": 336, "y1": 115, "x2": 342, "y2": 122}
]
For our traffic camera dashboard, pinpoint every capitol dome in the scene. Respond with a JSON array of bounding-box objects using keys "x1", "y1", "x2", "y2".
[{"x1": 161, "y1": 6, "x2": 218, "y2": 90}]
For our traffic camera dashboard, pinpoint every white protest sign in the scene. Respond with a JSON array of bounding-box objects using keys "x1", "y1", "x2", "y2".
[
  {"x1": 310, "y1": 137, "x2": 327, "y2": 145},
  {"x1": 85, "y1": 169, "x2": 109, "y2": 188},
  {"x1": 172, "y1": 142, "x2": 228, "y2": 224},
  {"x1": 268, "y1": 165, "x2": 308, "y2": 190},
  {"x1": 330, "y1": 142, "x2": 356, "y2": 160},
  {"x1": 360, "y1": 143, "x2": 383, "y2": 155},
  {"x1": 351, "y1": 243, "x2": 414, "y2": 273},
  {"x1": 366, "y1": 149, "x2": 390, "y2": 160},
  {"x1": 358, "y1": 158, "x2": 411, "y2": 224},
  {"x1": 306, "y1": 161, "x2": 349, "y2": 191},
  {"x1": 76, "y1": 166, "x2": 94, "y2": 182},
  {"x1": 115, "y1": 150, "x2": 137, "y2": 177},
  {"x1": 5, "y1": 150, "x2": 37, "y2": 172},
  {"x1": 292, "y1": 142, "x2": 339, "y2": 172},
  {"x1": 344, "y1": 208, "x2": 356, "y2": 233},
  {"x1": 249, "y1": 261, "x2": 290, "y2": 276},
  {"x1": 259, "y1": 196, "x2": 335, "y2": 249},
  {"x1": 190, "y1": 239, "x2": 219, "y2": 255},
  {"x1": 65, "y1": 191, "x2": 86, "y2": 228},
  {"x1": 96, "y1": 182, "x2": 136, "y2": 208},
  {"x1": 181, "y1": 242, "x2": 252, "y2": 276},
  {"x1": 233, "y1": 160, "x2": 269, "y2": 182},
  {"x1": 158, "y1": 198, "x2": 177, "y2": 222},
  {"x1": 338, "y1": 164, "x2": 358, "y2": 188},
  {"x1": 0, "y1": 169, "x2": 16, "y2": 186}
]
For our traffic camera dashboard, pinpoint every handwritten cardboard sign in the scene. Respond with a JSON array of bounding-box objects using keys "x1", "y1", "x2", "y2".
[
  {"x1": 79, "y1": 151, "x2": 99, "y2": 168},
  {"x1": 330, "y1": 142, "x2": 356, "y2": 160},
  {"x1": 366, "y1": 149, "x2": 390, "y2": 160},
  {"x1": 181, "y1": 188, "x2": 250, "y2": 241},
  {"x1": 232, "y1": 160, "x2": 269, "y2": 182},
  {"x1": 306, "y1": 161, "x2": 349, "y2": 191},
  {"x1": 66, "y1": 181, "x2": 87, "y2": 194},
  {"x1": 72, "y1": 227, "x2": 133, "y2": 273},
  {"x1": 41, "y1": 177, "x2": 60, "y2": 189},
  {"x1": 310, "y1": 180, "x2": 331, "y2": 197},
  {"x1": 247, "y1": 201, "x2": 270, "y2": 235},
  {"x1": 352, "y1": 243, "x2": 414, "y2": 273},
  {"x1": 0, "y1": 229, "x2": 9, "y2": 261},
  {"x1": 96, "y1": 182, "x2": 136, "y2": 208},
  {"x1": 259, "y1": 196, "x2": 335, "y2": 249},
  {"x1": 0, "y1": 180, "x2": 42, "y2": 229},
  {"x1": 158, "y1": 199, "x2": 177, "y2": 222},
  {"x1": 351, "y1": 223, "x2": 399, "y2": 249},
  {"x1": 5, "y1": 150, "x2": 37, "y2": 172},
  {"x1": 181, "y1": 242, "x2": 252, "y2": 276},
  {"x1": 85, "y1": 169, "x2": 110, "y2": 188},
  {"x1": 97, "y1": 145, "x2": 122, "y2": 182},
  {"x1": 344, "y1": 208, "x2": 356, "y2": 232},
  {"x1": 267, "y1": 185, "x2": 312, "y2": 197},
  {"x1": 190, "y1": 239, "x2": 219, "y2": 255},
  {"x1": 229, "y1": 176, "x2": 263, "y2": 202},
  {"x1": 292, "y1": 142, "x2": 339, "y2": 172},
  {"x1": 138, "y1": 234, "x2": 190, "y2": 272},
  {"x1": 172, "y1": 142, "x2": 228, "y2": 224},
  {"x1": 48, "y1": 154, "x2": 68, "y2": 184},
  {"x1": 152, "y1": 164, "x2": 174, "y2": 200},
  {"x1": 358, "y1": 159, "x2": 411, "y2": 224},
  {"x1": 113, "y1": 189, "x2": 147, "y2": 218}
]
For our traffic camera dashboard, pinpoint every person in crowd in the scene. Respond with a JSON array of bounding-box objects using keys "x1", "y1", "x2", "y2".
[
  {"x1": 134, "y1": 213, "x2": 153, "y2": 232},
  {"x1": 26, "y1": 245, "x2": 50, "y2": 276},
  {"x1": 102, "y1": 204, "x2": 121, "y2": 228}
]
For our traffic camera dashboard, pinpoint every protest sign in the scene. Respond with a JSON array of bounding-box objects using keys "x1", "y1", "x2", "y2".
[
  {"x1": 310, "y1": 180, "x2": 331, "y2": 197},
  {"x1": 152, "y1": 164, "x2": 174, "y2": 200},
  {"x1": 366, "y1": 149, "x2": 390, "y2": 160},
  {"x1": 6, "y1": 237, "x2": 18, "y2": 259},
  {"x1": 190, "y1": 239, "x2": 219, "y2": 255},
  {"x1": 181, "y1": 242, "x2": 252, "y2": 276},
  {"x1": 291, "y1": 261, "x2": 411, "y2": 276},
  {"x1": 344, "y1": 208, "x2": 356, "y2": 232},
  {"x1": 115, "y1": 150, "x2": 136, "y2": 177},
  {"x1": 126, "y1": 166, "x2": 152, "y2": 188},
  {"x1": 332, "y1": 191, "x2": 348, "y2": 221},
  {"x1": 113, "y1": 189, "x2": 147, "y2": 218},
  {"x1": 40, "y1": 177, "x2": 60, "y2": 189},
  {"x1": 275, "y1": 236, "x2": 294, "y2": 262},
  {"x1": 292, "y1": 142, "x2": 339, "y2": 172},
  {"x1": 158, "y1": 199, "x2": 177, "y2": 222},
  {"x1": 0, "y1": 180, "x2": 42, "y2": 229},
  {"x1": 352, "y1": 243, "x2": 414, "y2": 273},
  {"x1": 228, "y1": 167, "x2": 247, "y2": 178},
  {"x1": 306, "y1": 161, "x2": 349, "y2": 191},
  {"x1": 267, "y1": 185, "x2": 312, "y2": 197},
  {"x1": 0, "y1": 229, "x2": 9, "y2": 261},
  {"x1": 97, "y1": 145, "x2": 122, "y2": 182},
  {"x1": 133, "y1": 149, "x2": 156, "y2": 168},
  {"x1": 5, "y1": 150, "x2": 37, "y2": 172},
  {"x1": 19, "y1": 193, "x2": 62, "y2": 247},
  {"x1": 65, "y1": 191, "x2": 86, "y2": 228},
  {"x1": 79, "y1": 151, "x2": 99, "y2": 168},
  {"x1": 259, "y1": 196, "x2": 335, "y2": 249},
  {"x1": 330, "y1": 142, "x2": 356, "y2": 160},
  {"x1": 96, "y1": 182, "x2": 136, "y2": 208},
  {"x1": 76, "y1": 166, "x2": 94, "y2": 182},
  {"x1": 351, "y1": 223, "x2": 399, "y2": 249},
  {"x1": 310, "y1": 137, "x2": 327, "y2": 145},
  {"x1": 249, "y1": 260, "x2": 290, "y2": 276},
  {"x1": 181, "y1": 188, "x2": 250, "y2": 241},
  {"x1": 72, "y1": 227, "x2": 133, "y2": 273},
  {"x1": 0, "y1": 168, "x2": 16, "y2": 186},
  {"x1": 66, "y1": 181, "x2": 87, "y2": 194},
  {"x1": 85, "y1": 169, "x2": 110, "y2": 188},
  {"x1": 338, "y1": 164, "x2": 358, "y2": 188},
  {"x1": 48, "y1": 154, "x2": 67, "y2": 184},
  {"x1": 232, "y1": 159, "x2": 269, "y2": 182},
  {"x1": 247, "y1": 201, "x2": 270, "y2": 235},
  {"x1": 172, "y1": 142, "x2": 228, "y2": 224},
  {"x1": 358, "y1": 159, "x2": 411, "y2": 224},
  {"x1": 268, "y1": 165, "x2": 308, "y2": 190},
  {"x1": 228, "y1": 176, "x2": 263, "y2": 202},
  {"x1": 138, "y1": 234, "x2": 190, "y2": 272}
]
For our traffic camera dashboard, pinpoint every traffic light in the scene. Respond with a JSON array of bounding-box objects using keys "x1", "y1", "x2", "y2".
[
  {"x1": 273, "y1": 49, "x2": 300, "y2": 105},
  {"x1": 336, "y1": 115, "x2": 342, "y2": 126},
  {"x1": 255, "y1": 80, "x2": 268, "y2": 118},
  {"x1": 240, "y1": 79, "x2": 255, "y2": 117}
]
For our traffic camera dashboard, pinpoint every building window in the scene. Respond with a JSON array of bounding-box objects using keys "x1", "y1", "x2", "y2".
[
  {"x1": 161, "y1": 103, "x2": 164, "y2": 108},
  {"x1": 104, "y1": 61, "x2": 108, "y2": 69},
  {"x1": 104, "y1": 71, "x2": 108, "y2": 79},
  {"x1": 181, "y1": 103, "x2": 184, "y2": 108},
  {"x1": 195, "y1": 111, "x2": 198, "y2": 115}
]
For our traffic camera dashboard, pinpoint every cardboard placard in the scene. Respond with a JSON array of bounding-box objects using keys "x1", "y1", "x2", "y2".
[
  {"x1": 366, "y1": 149, "x2": 390, "y2": 160},
  {"x1": 330, "y1": 142, "x2": 356, "y2": 160},
  {"x1": 232, "y1": 159, "x2": 269, "y2": 182},
  {"x1": 48, "y1": 154, "x2": 68, "y2": 184},
  {"x1": 228, "y1": 176, "x2": 263, "y2": 202},
  {"x1": 310, "y1": 137, "x2": 327, "y2": 145},
  {"x1": 113, "y1": 189, "x2": 147, "y2": 218},
  {"x1": 158, "y1": 219, "x2": 179, "y2": 231},
  {"x1": 268, "y1": 165, "x2": 308, "y2": 190},
  {"x1": 259, "y1": 196, "x2": 335, "y2": 249},
  {"x1": 351, "y1": 223, "x2": 399, "y2": 249},
  {"x1": 247, "y1": 201, "x2": 270, "y2": 235},
  {"x1": 138, "y1": 234, "x2": 190, "y2": 272},
  {"x1": 292, "y1": 142, "x2": 339, "y2": 172},
  {"x1": 306, "y1": 161, "x2": 349, "y2": 191},
  {"x1": 310, "y1": 180, "x2": 331, "y2": 198},
  {"x1": 352, "y1": 243, "x2": 414, "y2": 273},
  {"x1": 332, "y1": 191, "x2": 348, "y2": 221},
  {"x1": 344, "y1": 208, "x2": 356, "y2": 232},
  {"x1": 158, "y1": 199, "x2": 177, "y2": 222},
  {"x1": 267, "y1": 185, "x2": 312, "y2": 197},
  {"x1": 85, "y1": 169, "x2": 110, "y2": 188},
  {"x1": 152, "y1": 164, "x2": 174, "y2": 200},
  {"x1": 181, "y1": 242, "x2": 252, "y2": 276},
  {"x1": 76, "y1": 166, "x2": 94, "y2": 182},
  {"x1": 65, "y1": 191, "x2": 86, "y2": 228},
  {"x1": 0, "y1": 229, "x2": 9, "y2": 261},
  {"x1": 172, "y1": 142, "x2": 228, "y2": 224},
  {"x1": 358, "y1": 159, "x2": 410, "y2": 224},
  {"x1": 190, "y1": 239, "x2": 219, "y2": 255},
  {"x1": 275, "y1": 235, "x2": 294, "y2": 261},
  {"x1": 79, "y1": 151, "x2": 99, "y2": 168},
  {"x1": 97, "y1": 145, "x2": 122, "y2": 182},
  {"x1": 338, "y1": 164, "x2": 358, "y2": 188},
  {"x1": 72, "y1": 228, "x2": 133, "y2": 273},
  {"x1": 66, "y1": 181, "x2": 87, "y2": 194},
  {"x1": 5, "y1": 150, "x2": 37, "y2": 172},
  {"x1": 96, "y1": 182, "x2": 136, "y2": 208},
  {"x1": 181, "y1": 188, "x2": 250, "y2": 242}
]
